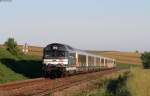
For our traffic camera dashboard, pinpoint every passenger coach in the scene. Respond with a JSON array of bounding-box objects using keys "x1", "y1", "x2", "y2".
[{"x1": 42, "y1": 43, "x2": 116, "y2": 77}]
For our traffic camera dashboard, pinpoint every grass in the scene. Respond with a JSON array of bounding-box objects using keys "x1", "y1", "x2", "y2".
[
  {"x1": 73, "y1": 68, "x2": 150, "y2": 96},
  {"x1": 0, "y1": 62, "x2": 27, "y2": 83},
  {"x1": 0, "y1": 48, "x2": 18, "y2": 60},
  {"x1": 74, "y1": 85, "x2": 109, "y2": 96},
  {"x1": 0, "y1": 48, "x2": 42, "y2": 83},
  {"x1": 74, "y1": 72, "x2": 130, "y2": 96},
  {"x1": 0, "y1": 48, "x2": 26, "y2": 83},
  {"x1": 127, "y1": 68, "x2": 150, "y2": 96},
  {"x1": 117, "y1": 63, "x2": 141, "y2": 69}
]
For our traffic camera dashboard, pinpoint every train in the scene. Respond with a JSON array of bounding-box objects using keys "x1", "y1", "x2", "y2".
[{"x1": 42, "y1": 43, "x2": 116, "y2": 78}]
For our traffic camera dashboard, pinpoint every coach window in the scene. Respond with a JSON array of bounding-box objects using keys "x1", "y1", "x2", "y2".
[
  {"x1": 91, "y1": 57, "x2": 94, "y2": 66},
  {"x1": 69, "y1": 53, "x2": 76, "y2": 66},
  {"x1": 114, "y1": 61, "x2": 116, "y2": 65},
  {"x1": 101, "y1": 58, "x2": 104, "y2": 66},
  {"x1": 78, "y1": 55, "x2": 86, "y2": 67},
  {"x1": 88, "y1": 56, "x2": 94, "y2": 67},
  {"x1": 98, "y1": 58, "x2": 100, "y2": 66},
  {"x1": 96, "y1": 57, "x2": 99, "y2": 66},
  {"x1": 105, "y1": 59, "x2": 107, "y2": 66},
  {"x1": 88, "y1": 56, "x2": 91, "y2": 66}
]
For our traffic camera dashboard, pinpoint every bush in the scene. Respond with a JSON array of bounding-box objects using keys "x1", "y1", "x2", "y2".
[
  {"x1": 105, "y1": 75, "x2": 130, "y2": 96},
  {"x1": 4, "y1": 38, "x2": 20, "y2": 56},
  {"x1": 141, "y1": 52, "x2": 150, "y2": 69}
]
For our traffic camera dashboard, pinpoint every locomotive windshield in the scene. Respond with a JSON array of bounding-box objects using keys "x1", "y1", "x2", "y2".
[
  {"x1": 43, "y1": 43, "x2": 68, "y2": 59},
  {"x1": 44, "y1": 50, "x2": 68, "y2": 59}
]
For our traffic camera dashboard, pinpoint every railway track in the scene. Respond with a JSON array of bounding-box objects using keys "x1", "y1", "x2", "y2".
[
  {"x1": 0, "y1": 78, "x2": 45, "y2": 90},
  {"x1": 0, "y1": 69, "x2": 120, "y2": 96}
]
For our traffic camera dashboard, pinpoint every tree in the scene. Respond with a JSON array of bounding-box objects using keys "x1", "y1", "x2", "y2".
[
  {"x1": 141, "y1": 51, "x2": 150, "y2": 69},
  {"x1": 4, "y1": 38, "x2": 20, "y2": 55}
]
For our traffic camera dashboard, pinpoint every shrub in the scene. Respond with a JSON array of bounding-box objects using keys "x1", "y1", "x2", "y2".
[
  {"x1": 106, "y1": 75, "x2": 130, "y2": 96},
  {"x1": 4, "y1": 38, "x2": 20, "y2": 56},
  {"x1": 141, "y1": 52, "x2": 150, "y2": 69}
]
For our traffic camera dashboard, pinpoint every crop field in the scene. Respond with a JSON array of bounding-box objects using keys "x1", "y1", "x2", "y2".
[
  {"x1": 89, "y1": 51, "x2": 142, "y2": 65},
  {"x1": 17, "y1": 45, "x2": 43, "y2": 56},
  {"x1": 0, "y1": 45, "x2": 142, "y2": 65},
  {"x1": 25, "y1": 46, "x2": 142, "y2": 65}
]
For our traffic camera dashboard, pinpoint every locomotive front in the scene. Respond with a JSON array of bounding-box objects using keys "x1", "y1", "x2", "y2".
[{"x1": 42, "y1": 43, "x2": 69, "y2": 77}]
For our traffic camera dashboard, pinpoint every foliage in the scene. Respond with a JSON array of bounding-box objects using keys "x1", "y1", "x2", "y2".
[
  {"x1": 141, "y1": 51, "x2": 150, "y2": 69},
  {"x1": 0, "y1": 48, "x2": 42, "y2": 83},
  {"x1": 127, "y1": 68, "x2": 150, "y2": 96},
  {"x1": 4, "y1": 37, "x2": 21, "y2": 56},
  {"x1": 105, "y1": 75, "x2": 130, "y2": 96}
]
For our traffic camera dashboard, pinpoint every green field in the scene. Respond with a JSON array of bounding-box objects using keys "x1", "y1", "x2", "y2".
[
  {"x1": 0, "y1": 48, "x2": 42, "y2": 83},
  {"x1": 116, "y1": 63, "x2": 141, "y2": 69},
  {"x1": 0, "y1": 48, "x2": 26, "y2": 83}
]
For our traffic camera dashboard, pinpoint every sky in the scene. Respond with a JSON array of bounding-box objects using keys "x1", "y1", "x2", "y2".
[{"x1": 0, "y1": 0, "x2": 150, "y2": 51}]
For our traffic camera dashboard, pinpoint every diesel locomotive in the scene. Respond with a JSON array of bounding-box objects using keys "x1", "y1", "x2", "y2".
[{"x1": 42, "y1": 43, "x2": 116, "y2": 78}]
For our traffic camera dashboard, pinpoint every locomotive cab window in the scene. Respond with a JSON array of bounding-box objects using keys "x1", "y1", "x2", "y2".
[{"x1": 44, "y1": 50, "x2": 68, "y2": 59}]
